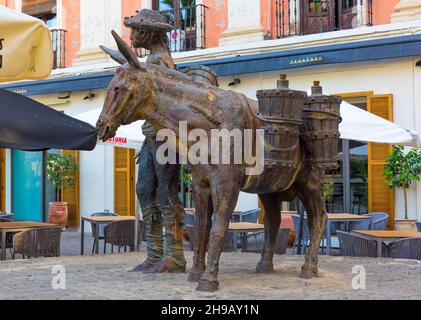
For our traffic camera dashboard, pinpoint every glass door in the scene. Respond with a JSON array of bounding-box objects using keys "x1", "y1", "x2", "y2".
[{"x1": 12, "y1": 150, "x2": 43, "y2": 221}]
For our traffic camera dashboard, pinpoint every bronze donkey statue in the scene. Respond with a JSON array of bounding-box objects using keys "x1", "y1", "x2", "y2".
[{"x1": 97, "y1": 31, "x2": 329, "y2": 292}]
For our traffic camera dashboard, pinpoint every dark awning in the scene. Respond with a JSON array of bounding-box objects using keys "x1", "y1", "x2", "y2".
[{"x1": 0, "y1": 89, "x2": 98, "y2": 151}]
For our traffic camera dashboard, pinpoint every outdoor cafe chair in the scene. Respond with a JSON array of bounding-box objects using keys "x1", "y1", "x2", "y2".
[
  {"x1": 0, "y1": 217, "x2": 14, "y2": 257},
  {"x1": 185, "y1": 224, "x2": 236, "y2": 252},
  {"x1": 242, "y1": 227, "x2": 290, "y2": 255},
  {"x1": 349, "y1": 212, "x2": 388, "y2": 231},
  {"x1": 229, "y1": 208, "x2": 262, "y2": 249},
  {"x1": 370, "y1": 213, "x2": 389, "y2": 230},
  {"x1": 291, "y1": 214, "x2": 334, "y2": 254},
  {"x1": 104, "y1": 220, "x2": 143, "y2": 253},
  {"x1": 291, "y1": 214, "x2": 310, "y2": 254},
  {"x1": 232, "y1": 209, "x2": 261, "y2": 223},
  {"x1": 184, "y1": 210, "x2": 195, "y2": 226},
  {"x1": 90, "y1": 211, "x2": 119, "y2": 253},
  {"x1": 337, "y1": 230, "x2": 387, "y2": 258},
  {"x1": 416, "y1": 222, "x2": 421, "y2": 232},
  {"x1": 13, "y1": 227, "x2": 62, "y2": 259},
  {"x1": 386, "y1": 237, "x2": 421, "y2": 260}
]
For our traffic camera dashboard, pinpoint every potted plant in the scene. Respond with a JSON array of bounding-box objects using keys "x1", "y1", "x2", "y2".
[
  {"x1": 46, "y1": 153, "x2": 78, "y2": 226},
  {"x1": 323, "y1": 182, "x2": 334, "y2": 212},
  {"x1": 383, "y1": 145, "x2": 421, "y2": 231}
]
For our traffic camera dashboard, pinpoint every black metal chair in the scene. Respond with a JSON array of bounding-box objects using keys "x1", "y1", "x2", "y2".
[
  {"x1": 386, "y1": 237, "x2": 421, "y2": 260},
  {"x1": 90, "y1": 211, "x2": 119, "y2": 254},
  {"x1": 416, "y1": 222, "x2": 421, "y2": 232}
]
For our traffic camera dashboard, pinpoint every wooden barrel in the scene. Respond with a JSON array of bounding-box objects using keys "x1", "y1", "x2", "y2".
[
  {"x1": 256, "y1": 74, "x2": 307, "y2": 168},
  {"x1": 180, "y1": 65, "x2": 219, "y2": 87},
  {"x1": 301, "y1": 81, "x2": 341, "y2": 170}
]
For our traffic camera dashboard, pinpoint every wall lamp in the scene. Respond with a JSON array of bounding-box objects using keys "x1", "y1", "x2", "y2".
[
  {"x1": 83, "y1": 90, "x2": 95, "y2": 100},
  {"x1": 58, "y1": 92, "x2": 71, "y2": 99},
  {"x1": 228, "y1": 78, "x2": 241, "y2": 86}
]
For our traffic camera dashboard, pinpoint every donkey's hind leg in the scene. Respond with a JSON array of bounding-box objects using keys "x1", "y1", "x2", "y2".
[
  {"x1": 188, "y1": 180, "x2": 213, "y2": 282},
  {"x1": 256, "y1": 193, "x2": 282, "y2": 274},
  {"x1": 295, "y1": 167, "x2": 327, "y2": 279}
]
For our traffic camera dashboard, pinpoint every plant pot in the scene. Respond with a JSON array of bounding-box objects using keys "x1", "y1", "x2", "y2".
[
  {"x1": 394, "y1": 219, "x2": 417, "y2": 231},
  {"x1": 280, "y1": 212, "x2": 296, "y2": 246},
  {"x1": 48, "y1": 202, "x2": 68, "y2": 226}
]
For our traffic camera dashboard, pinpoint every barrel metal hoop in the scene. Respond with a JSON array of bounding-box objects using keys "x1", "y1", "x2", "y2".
[
  {"x1": 302, "y1": 109, "x2": 341, "y2": 120},
  {"x1": 256, "y1": 113, "x2": 303, "y2": 126},
  {"x1": 301, "y1": 131, "x2": 341, "y2": 140},
  {"x1": 265, "y1": 142, "x2": 299, "y2": 153}
]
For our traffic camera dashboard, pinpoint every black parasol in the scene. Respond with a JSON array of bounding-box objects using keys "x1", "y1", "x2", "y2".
[{"x1": 0, "y1": 89, "x2": 98, "y2": 151}]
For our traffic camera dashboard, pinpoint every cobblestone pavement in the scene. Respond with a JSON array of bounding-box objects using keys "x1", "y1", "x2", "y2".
[{"x1": 1, "y1": 245, "x2": 420, "y2": 299}]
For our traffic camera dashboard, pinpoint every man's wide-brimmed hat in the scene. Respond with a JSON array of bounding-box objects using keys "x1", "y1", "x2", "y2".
[{"x1": 124, "y1": 9, "x2": 173, "y2": 32}]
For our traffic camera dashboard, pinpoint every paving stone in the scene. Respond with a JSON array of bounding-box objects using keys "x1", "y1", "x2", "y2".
[{"x1": 1, "y1": 247, "x2": 420, "y2": 299}]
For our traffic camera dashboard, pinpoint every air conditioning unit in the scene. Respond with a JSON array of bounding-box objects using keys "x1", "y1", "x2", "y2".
[{"x1": 168, "y1": 29, "x2": 186, "y2": 52}]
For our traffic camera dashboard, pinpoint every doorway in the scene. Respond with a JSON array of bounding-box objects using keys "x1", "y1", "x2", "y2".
[{"x1": 12, "y1": 150, "x2": 43, "y2": 221}]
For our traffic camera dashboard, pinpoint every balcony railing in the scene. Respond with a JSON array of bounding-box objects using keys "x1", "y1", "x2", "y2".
[
  {"x1": 50, "y1": 29, "x2": 67, "y2": 69},
  {"x1": 160, "y1": 4, "x2": 207, "y2": 53},
  {"x1": 275, "y1": 0, "x2": 373, "y2": 38}
]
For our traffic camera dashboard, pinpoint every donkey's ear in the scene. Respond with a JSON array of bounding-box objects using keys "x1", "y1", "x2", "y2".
[
  {"x1": 100, "y1": 45, "x2": 127, "y2": 65},
  {"x1": 111, "y1": 30, "x2": 146, "y2": 71}
]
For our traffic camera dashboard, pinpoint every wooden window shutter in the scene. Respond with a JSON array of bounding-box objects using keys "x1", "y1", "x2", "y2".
[
  {"x1": 367, "y1": 94, "x2": 394, "y2": 229},
  {"x1": 61, "y1": 150, "x2": 80, "y2": 228},
  {"x1": 114, "y1": 147, "x2": 135, "y2": 216},
  {"x1": 0, "y1": 149, "x2": 5, "y2": 213}
]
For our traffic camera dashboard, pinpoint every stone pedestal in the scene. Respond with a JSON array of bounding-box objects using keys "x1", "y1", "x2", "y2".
[
  {"x1": 391, "y1": 0, "x2": 421, "y2": 23},
  {"x1": 73, "y1": 0, "x2": 122, "y2": 66},
  {"x1": 219, "y1": 0, "x2": 265, "y2": 47}
]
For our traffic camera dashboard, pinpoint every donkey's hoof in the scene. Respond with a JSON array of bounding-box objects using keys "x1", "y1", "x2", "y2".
[
  {"x1": 197, "y1": 280, "x2": 219, "y2": 292},
  {"x1": 188, "y1": 271, "x2": 202, "y2": 282},
  {"x1": 131, "y1": 260, "x2": 160, "y2": 273},
  {"x1": 158, "y1": 256, "x2": 186, "y2": 274},
  {"x1": 256, "y1": 261, "x2": 274, "y2": 274},
  {"x1": 300, "y1": 266, "x2": 319, "y2": 279}
]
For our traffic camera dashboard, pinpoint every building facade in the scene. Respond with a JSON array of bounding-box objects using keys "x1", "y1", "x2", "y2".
[{"x1": 1, "y1": 0, "x2": 421, "y2": 229}]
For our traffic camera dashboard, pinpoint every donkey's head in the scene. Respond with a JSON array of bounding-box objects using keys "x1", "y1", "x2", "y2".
[{"x1": 97, "y1": 30, "x2": 151, "y2": 142}]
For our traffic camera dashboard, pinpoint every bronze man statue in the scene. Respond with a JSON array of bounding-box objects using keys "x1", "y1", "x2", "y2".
[
  {"x1": 124, "y1": 9, "x2": 186, "y2": 273},
  {"x1": 99, "y1": 10, "x2": 219, "y2": 274}
]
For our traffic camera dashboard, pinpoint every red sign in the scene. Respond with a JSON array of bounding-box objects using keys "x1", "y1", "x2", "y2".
[{"x1": 107, "y1": 137, "x2": 128, "y2": 144}]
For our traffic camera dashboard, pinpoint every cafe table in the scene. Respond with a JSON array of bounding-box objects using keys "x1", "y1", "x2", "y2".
[
  {"x1": 0, "y1": 221, "x2": 58, "y2": 260},
  {"x1": 325, "y1": 214, "x2": 373, "y2": 255},
  {"x1": 228, "y1": 222, "x2": 265, "y2": 251},
  {"x1": 80, "y1": 216, "x2": 136, "y2": 255},
  {"x1": 352, "y1": 230, "x2": 421, "y2": 257}
]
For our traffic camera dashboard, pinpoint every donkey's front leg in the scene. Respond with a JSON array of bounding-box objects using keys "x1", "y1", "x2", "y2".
[
  {"x1": 296, "y1": 168, "x2": 327, "y2": 279},
  {"x1": 256, "y1": 193, "x2": 282, "y2": 273},
  {"x1": 188, "y1": 179, "x2": 213, "y2": 282},
  {"x1": 197, "y1": 177, "x2": 240, "y2": 292}
]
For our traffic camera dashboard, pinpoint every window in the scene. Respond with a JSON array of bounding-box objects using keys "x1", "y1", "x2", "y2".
[
  {"x1": 22, "y1": 0, "x2": 57, "y2": 27},
  {"x1": 309, "y1": 0, "x2": 328, "y2": 15},
  {"x1": 342, "y1": 0, "x2": 355, "y2": 9},
  {"x1": 153, "y1": 0, "x2": 196, "y2": 11},
  {"x1": 153, "y1": 0, "x2": 202, "y2": 52},
  {"x1": 324, "y1": 96, "x2": 369, "y2": 214}
]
